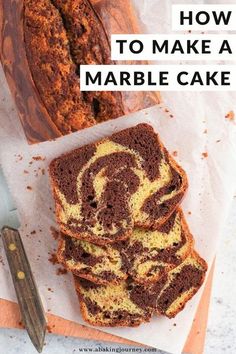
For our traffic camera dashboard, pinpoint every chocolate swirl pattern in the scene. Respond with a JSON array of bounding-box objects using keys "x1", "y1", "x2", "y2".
[
  {"x1": 131, "y1": 251, "x2": 207, "y2": 319},
  {"x1": 74, "y1": 277, "x2": 153, "y2": 327},
  {"x1": 50, "y1": 124, "x2": 188, "y2": 245},
  {"x1": 74, "y1": 251, "x2": 207, "y2": 326},
  {"x1": 57, "y1": 209, "x2": 194, "y2": 285}
]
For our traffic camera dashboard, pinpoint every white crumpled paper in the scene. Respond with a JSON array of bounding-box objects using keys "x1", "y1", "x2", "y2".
[{"x1": 1, "y1": 1, "x2": 236, "y2": 353}]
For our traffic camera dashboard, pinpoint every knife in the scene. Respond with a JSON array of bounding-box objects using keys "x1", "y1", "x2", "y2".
[{"x1": 0, "y1": 169, "x2": 47, "y2": 353}]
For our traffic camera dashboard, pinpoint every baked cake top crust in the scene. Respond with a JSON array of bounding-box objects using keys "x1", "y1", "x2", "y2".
[{"x1": 24, "y1": 0, "x2": 124, "y2": 134}]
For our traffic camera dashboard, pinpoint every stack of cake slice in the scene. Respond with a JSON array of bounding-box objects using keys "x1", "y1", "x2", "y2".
[{"x1": 49, "y1": 123, "x2": 207, "y2": 327}]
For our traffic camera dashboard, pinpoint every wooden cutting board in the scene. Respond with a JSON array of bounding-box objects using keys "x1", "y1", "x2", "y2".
[{"x1": 0, "y1": 262, "x2": 214, "y2": 354}]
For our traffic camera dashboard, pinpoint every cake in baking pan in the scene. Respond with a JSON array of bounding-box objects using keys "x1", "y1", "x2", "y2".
[{"x1": 50, "y1": 124, "x2": 188, "y2": 245}]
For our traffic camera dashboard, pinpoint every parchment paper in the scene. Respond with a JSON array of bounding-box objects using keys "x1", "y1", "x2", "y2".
[{"x1": 1, "y1": 1, "x2": 236, "y2": 353}]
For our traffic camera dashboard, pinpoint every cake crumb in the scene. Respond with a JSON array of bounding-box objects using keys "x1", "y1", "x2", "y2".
[
  {"x1": 188, "y1": 211, "x2": 192, "y2": 215},
  {"x1": 18, "y1": 321, "x2": 25, "y2": 328},
  {"x1": 23, "y1": 170, "x2": 29, "y2": 174},
  {"x1": 48, "y1": 288, "x2": 54, "y2": 293},
  {"x1": 50, "y1": 226, "x2": 60, "y2": 240},
  {"x1": 169, "y1": 114, "x2": 174, "y2": 118},
  {"x1": 48, "y1": 253, "x2": 59, "y2": 265},
  {"x1": 16, "y1": 155, "x2": 23, "y2": 162},
  {"x1": 57, "y1": 268, "x2": 68, "y2": 276},
  {"x1": 201, "y1": 152, "x2": 208, "y2": 159},
  {"x1": 172, "y1": 151, "x2": 178, "y2": 157},
  {"x1": 26, "y1": 186, "x2": 32, "y2": 191},
  {"x1": 203, "y1": 129, "x2": 207, "y2": 134},
  {"x1": 41, "y1": 168, "x2": 45, "y2": 175},
  {"x1": 30, "y1": 230, "x2": 36, "y2": 235},
  {"x1": 32, "y1": 155, "x2": 46, "y2": 161},
  {"x1": 225, "y1": 110, "x2": 235, "y2": 121},
  {"x1": 216, "y1": 140, "x2": 221, "y2": 143}
]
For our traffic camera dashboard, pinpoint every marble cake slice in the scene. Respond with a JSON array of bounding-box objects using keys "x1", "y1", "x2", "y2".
[
  {"x1": 57, "y1": 209, "x2": 193, "y2": 285},
  {"x1": 131, "y1": 251, "x2": 207, "y2": 318},
  {"x1": 124, "y1": 208, "x2": 194, "y2": 284},
  {"x1": 50, "y1": 123, "x2": 188, "y2": 245},
  {"x1": 57, "y1": 235, "x2": 128, "y2": 285},
  {"x1": 74, "y1": 277, "x2": 153, "y2": 327}
]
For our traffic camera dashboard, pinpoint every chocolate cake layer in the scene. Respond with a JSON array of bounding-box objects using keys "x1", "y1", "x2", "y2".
[
  {"x1": 24, "y1": 0, "x2": 124, "y2": 135},
  {"x1": 57, "y1": 209, "x2": 193, "y2": 284},
  {"x1": 50, "y1": 124, "x2": 188, "y2": 245}
]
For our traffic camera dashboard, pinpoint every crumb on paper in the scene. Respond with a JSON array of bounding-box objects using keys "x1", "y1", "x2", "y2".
[
  {"x1": 188, "y1": 211, "x2": 192, "y2": 215},
  {"x1": 169, "y1": 114, "x2": 174, "y2": 118},
  {"x1": 48, "y1": 253, "x2": 59, "y2": 265},
  {"x1": 26, "y1": 185, "x2": 32, "y2": 191},
  {"x1": 172, "y1": 151, "x2": 178, "y2": 157},
  {"x1": 15, "y1": 155, "x2": 23, "y2": 162},
  {"x1": 50, "y1": 226, "x2": 60, "y2": 240},
  {"x1": 30, "y1": 230, "x2": 36, "y2": 235},
  {"x1": 32, "y1": 155, "x2": 46, "y2": 161},
  {"x1": 48, "y1": 288, "x2": 54, "y2": 293},
  {"x1": 203, "y1": 129, "x2": 207, "y2": 134},
  {"x1": 225, "y1": 110, "x2": 235, "y2": 121},
  {"x1": 41, "y1": 168, "x2": 45, "y2": 175},
  {"x1": 56, "y1": 267, "x2": 68, "y2": 276},
  {"x1": 216, "y1": 140, "x2": 221, "y2": 143},
  {"x1": 201, "y1": 152, "x2": 208, "y2": 159},
  {"x1": 165, "y1": 108, "x2": 169, "y2": 113},
  {"x1": 23, "y1": 170, "x2": 29, "y2": 174},
  {"x1": 0, "y1": 256, "x2": 5, "y2": 266}
]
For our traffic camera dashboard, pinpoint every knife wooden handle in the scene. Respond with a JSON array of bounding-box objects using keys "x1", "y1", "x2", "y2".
[{"x1": 1, "y1": 226, "x2": 47, "y2": 353}]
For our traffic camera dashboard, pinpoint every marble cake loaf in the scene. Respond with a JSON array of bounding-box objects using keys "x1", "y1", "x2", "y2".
[
  {"x1": 49, "y1": 124, "x2": 188, "y2": 245},
  {"x1": 23, "y1": 0, "x2": 124, "y2": 135},
  {"x1": 75, "y1": 251, "x2": 207, "y2": 326},
  {"x1": 57, "y1": 209, "x2": 194, "y2": 284}
]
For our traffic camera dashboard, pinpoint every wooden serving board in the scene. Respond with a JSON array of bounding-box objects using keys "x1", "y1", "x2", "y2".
[{"x1": 0, "y1": 262, "x2": 214, "y2": 354}]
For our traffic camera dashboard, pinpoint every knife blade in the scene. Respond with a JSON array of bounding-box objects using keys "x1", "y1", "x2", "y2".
[{"x1": 0, "y1": 169, "x2": 47, "y2": 353}]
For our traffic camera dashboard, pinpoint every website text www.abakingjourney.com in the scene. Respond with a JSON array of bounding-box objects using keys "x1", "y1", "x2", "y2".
[{"x1": 77, "y1": 346, "x2": 159, "y2": 353}]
